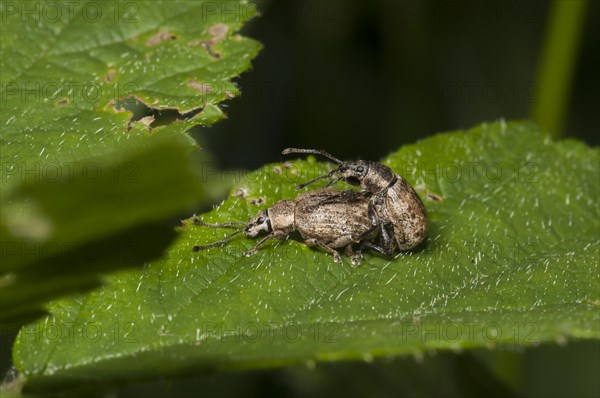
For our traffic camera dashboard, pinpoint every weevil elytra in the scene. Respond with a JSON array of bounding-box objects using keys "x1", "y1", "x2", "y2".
[
  {"x1": 192, "y1": 189, "x2": 387, "y2": 266},
  {"x1": 282, "y1": 148, "x2": 427, "y2": 254}
]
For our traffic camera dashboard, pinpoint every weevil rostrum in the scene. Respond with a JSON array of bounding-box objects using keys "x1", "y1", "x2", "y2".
[
  {"x1": 282, "y1": 148, "x2": 428, "y2": 254},
  {"x1": 193, "y1": 189, "x2": 389, "y2": 266}
]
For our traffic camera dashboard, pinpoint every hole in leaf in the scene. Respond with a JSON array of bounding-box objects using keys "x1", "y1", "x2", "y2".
[{"x1": 112, "y1": 96, "x2": 203, "y2": 130}]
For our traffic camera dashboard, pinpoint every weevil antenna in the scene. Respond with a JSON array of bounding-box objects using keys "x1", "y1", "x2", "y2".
[
  {"x1": 296, "y1": 168, "x2": 340, "y2": 190},
  {"x1": 322, "y1": 177, "x2": 343, "y2": 189},
  {"x1": 192, "y1": 219, "x2": 248, "y2": 228},
  {"x1": 282, "y1": 148, "x2": 343, "y2": 165},
  {"x1": 192, "y1": 229, "x2": 244, "y2": 251}
]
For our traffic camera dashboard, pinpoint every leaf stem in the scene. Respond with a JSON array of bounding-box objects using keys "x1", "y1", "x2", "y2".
[{"x1": 531, "y1": 0, "x2": 588, "y2": 138}]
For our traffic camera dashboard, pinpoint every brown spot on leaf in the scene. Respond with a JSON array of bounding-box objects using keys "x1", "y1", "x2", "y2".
[
  {"x1": 188, "y1": 80, "x2": 213, "y2": 94},
  {"x1": 249, "y1": 197, "x2": 265, "y2": 206},
  {"x1": 281, "y1": 161, "x2": 297, "y2": 175},
  {"x1": 103, "y1": 69, "x2": 117, "y2": 83},
  {"x1": 200, "y1": 41, "x2": 221, "y2": 59},
  {"x1": 146, "y1": 30, "x2": 176, "y2": 47},
  {"x1": 234, "y1": 187, "x2": 249, "y2": 199},
  {"x1": 208, "y1": 23, "x2": 229, "y2": 43},
  {"x1": 189, "y1": 24, "x2": 229, "y2": 59},
  {"x1": 56, "y1": 98, "x2": 70, "y2": 106}
]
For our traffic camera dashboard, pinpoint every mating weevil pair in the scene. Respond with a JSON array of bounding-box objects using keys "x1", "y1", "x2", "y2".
[
  {"x1": 193, "y1": 189, "x2": 378, "y2": 266},
  {"x1": 192, "y1": 149, "x2": 427, "y2": 265}
]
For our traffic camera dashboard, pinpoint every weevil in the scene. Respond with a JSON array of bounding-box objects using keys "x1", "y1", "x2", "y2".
[
  {"x1": 282, "y1": 148, "x2": 427, "y2": 254},
  {"x1": 192, "y1": 189, "x2": 386, "y2": 266}
]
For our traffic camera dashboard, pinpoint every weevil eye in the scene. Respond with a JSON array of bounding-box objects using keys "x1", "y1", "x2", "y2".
[
  {"x1": 256, "y1": 216, "x2": 265, "y2": 224},
  {"x1": 356, "y1": 166, "x2": 365, "y2": 173},
  {"x1": 347, "y1": 177, "x2": 360, "y2": 185}
]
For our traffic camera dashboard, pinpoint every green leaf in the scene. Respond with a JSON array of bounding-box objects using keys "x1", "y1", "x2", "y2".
[
  {"x1": 13, "y1": 121, "x2": 600, "y2": 394},
  {"x1": 0, "y1": 0, "x2": 261, "y2": 192},
  {"x1": 0, "y1": 135, "x2": 203, "y2": 323},
  {"x1": 0, "y1": 0, "x2": 261, "y2": 326}
]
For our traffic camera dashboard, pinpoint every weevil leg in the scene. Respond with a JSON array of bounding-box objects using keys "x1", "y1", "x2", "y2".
[
  {"x1": 359, "y1": 219, "x2": 395, "y2": 256},
  {"x1": 243, "y1": 233, "x2": 274, "y2": 257},
  {"x1": 353, "y1": 200, "x2": 380, "y2": 244},
  {"x1": 367, "y1": 200, "x2": 380, "y2": 229},
  {"x1": 379, "y1": 222, "x2": 396, "y2": 256},
  {"x1": 243, "y1": 231, "x2": 289, "y2": 257},
  {"x1": 344, "y1": 244, "x2": 363, "y2": 266},
  {"x1": 367, "y1": 183, "x2": 390, "y2": 207},
  {"x1": 354, "y1": 248, "x2": 363, "y2": 263},
  {"x1": 304, "y1": 238, "x2": 343, "y2": 263},
  {"x1": 360, "y1": 241, "x2": 392, "y2": 257},
  {"x1": 380, "y1": 177, "x2": 397, "y2": 197},
  {"x1": 368, "y1": 196, "x2": 396, "y2": 256}
]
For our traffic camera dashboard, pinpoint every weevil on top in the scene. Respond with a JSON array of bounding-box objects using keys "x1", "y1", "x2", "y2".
[
  {"x1": 192, "y1": 189, "x2": 386, "y2": 266},
  {"x1": 282, "y1": 148, "x2": 428, "y2": 254}
]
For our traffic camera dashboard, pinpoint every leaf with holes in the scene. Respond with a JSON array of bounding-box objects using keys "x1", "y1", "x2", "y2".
[
  {"x1": 0, "y1": 0, "x2": 261, "y2": 326},
  {"x1": 13, "y1": 121, "x2": 600, "y2": 395},
  {"x1": 0, "y1": 0, "x2": 261, "y2": 192}
]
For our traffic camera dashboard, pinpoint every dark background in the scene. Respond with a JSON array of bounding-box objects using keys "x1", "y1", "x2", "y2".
[{"x1": 200, "y1": 0, "x2": 598, "y2": 172}]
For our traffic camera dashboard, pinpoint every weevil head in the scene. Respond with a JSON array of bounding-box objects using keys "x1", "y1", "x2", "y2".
[
  {"x1": 244, "y1": 210, "x2": 271, "y2": 238},
  {"x1": 284, "y1": 148, "x2": 396, "y2": 193},
  {"x1": 338, "y1": 160, "x2": 395, "y2": 192},
  {"x1": 336, "y1": 160, "x2": 370, "y2": 186}
]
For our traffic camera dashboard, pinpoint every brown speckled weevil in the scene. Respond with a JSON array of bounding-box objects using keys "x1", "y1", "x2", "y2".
[
  {"x1": 192, "y1": 189, "x2": 386, "y2": 266},
  {"x1": 282, "y1": 148, "x2": 427, "y2": 254}
]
